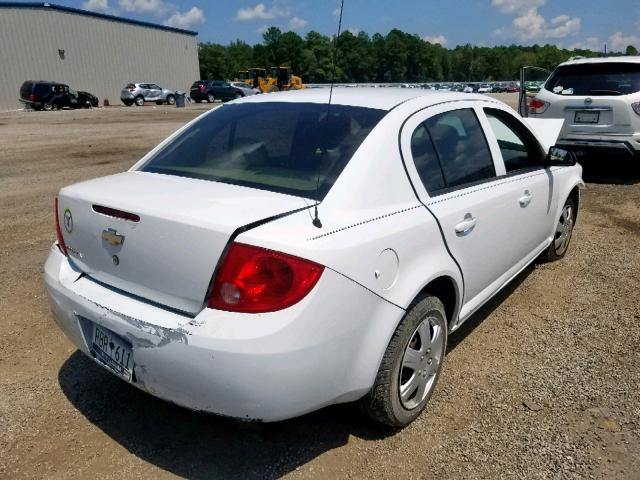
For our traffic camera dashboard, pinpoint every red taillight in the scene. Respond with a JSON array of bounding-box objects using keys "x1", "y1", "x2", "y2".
[
  {"x1": 28, "y1": 94, "x2": 36, "y2": 102},
  {"x1": 54, "y1": 197, "x2": 68, "y2": 256},
  {"x1": 529, "y1": 98, "x2": 549, "y2": 114},
  {"x1": 199, "y1": 84, "x2": 205, "y2": 92},
  {"x1": 208, "y1": 243, "x2": 324, "y2": 313}
]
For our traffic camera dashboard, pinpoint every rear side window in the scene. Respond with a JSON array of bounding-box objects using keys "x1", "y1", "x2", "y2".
[
  {"x1": 141, "y1": 103, "x2": 386, "y2": 199},
  {"x1": 546, "y1": 62, "x2": 640, "y2": 96},
  {"x1": 410, "y1": 124, "x2": 446, "y2": 192},
  {"x1": 484, "y1": 108, "x2": 544, "y2": 173},
  {"x1": 33, "y1": 83, "x2": 52, "y2": 96},
  {"x1": 421, "y1": 109, "x2": 495, "y2": 191}
]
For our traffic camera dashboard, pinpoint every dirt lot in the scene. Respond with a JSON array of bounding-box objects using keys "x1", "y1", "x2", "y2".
[{"x1": 1, "y1": 98, "x2": 639, "y2": 479}]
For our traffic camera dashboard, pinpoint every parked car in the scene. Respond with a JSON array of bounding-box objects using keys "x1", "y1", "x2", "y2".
[
  {"x1": 477, "y1": 83, "x2": 493, "y2": 93},
  {"x1": 46, "y1": 89, "x2": 583, "y2": 427},
  {"x1": 463, "y1": 85, "x2": 474, "y2": 93},
  {"x1": 231, "y1": 82, "x2": 260, "y2": 96},
  {"x1": 190, "y1": 80, "x2": 254, "y2": 103},
  {"x1": 529, "y1": 56, "x2": 640, "y2": 159},
  {"x1": 19, "y1": 80, "x2": 98, "y2": 111},
  {"x1": 120, "y1": 83, "x2": 176, "y2": 106},
  {"x1": 506, "y1": 83, "x2": 520, "y2": 93}
]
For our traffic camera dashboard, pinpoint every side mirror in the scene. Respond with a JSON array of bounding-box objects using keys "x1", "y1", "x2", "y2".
[{"x1": 546, "y1": 146, "x2": 577, "y2": 167}]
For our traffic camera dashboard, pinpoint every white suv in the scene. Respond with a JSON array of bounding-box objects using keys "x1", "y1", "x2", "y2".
[{"x1": 529, "y1": 56, "x2": 640, "y2": 158}]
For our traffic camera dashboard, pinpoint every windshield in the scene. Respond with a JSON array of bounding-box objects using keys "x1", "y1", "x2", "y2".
[
  {"x1": 140, "y1": 102, "x2": 386, "y2": 199},
  {"x1": 546, "y1": 62, "x2": 640, "y2": 96}
]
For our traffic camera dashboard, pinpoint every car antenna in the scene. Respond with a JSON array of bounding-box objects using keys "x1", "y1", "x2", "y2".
[{"x1": 311, "y1": 0, "x2": 344, "y2": 229}]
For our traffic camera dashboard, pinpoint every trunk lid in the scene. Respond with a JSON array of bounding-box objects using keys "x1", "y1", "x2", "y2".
[{"x1": 57, "y1": 171, "x2": 310, "y2": 314}]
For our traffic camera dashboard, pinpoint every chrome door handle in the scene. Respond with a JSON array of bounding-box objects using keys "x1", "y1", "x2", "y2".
[
  {"x1": 455, "y1": 214, "x2": 477, "y2": 235},
  {"x1": 519, "y1": 190, "x2": 532, "y2": 208}
]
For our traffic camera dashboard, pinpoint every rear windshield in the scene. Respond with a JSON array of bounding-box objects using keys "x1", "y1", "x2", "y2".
[
  {"x1": 140, "y1": 102, "x2": 386, "y2": 199},
  {"x1": 124, "y1": 83, "x2": 136, "y2": 89},
  {"x1": 191, "y1": 81, "x2": 205, "y2": 87},
  {"x1": 545, "y1": 62, "x2": 640, "y2": 96},
  {"x1": 20, "y1": 82, "x2": 33, "y2": 98}
]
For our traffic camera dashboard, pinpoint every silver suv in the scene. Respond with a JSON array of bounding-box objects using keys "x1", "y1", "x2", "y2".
[
  {"x1": 120, "y1": 83, "x2": 176, "y2": 106},
  {"x1": 529, "y1": 57, "x2": 640, "y2": 159}
]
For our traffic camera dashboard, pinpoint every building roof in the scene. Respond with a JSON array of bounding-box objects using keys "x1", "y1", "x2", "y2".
[
  {"x1": 0, "y1": 2, "x2": 198, "y2": 36},
  {"x1": 234, "y1": 87, "x2": 493, "y2": 111}
]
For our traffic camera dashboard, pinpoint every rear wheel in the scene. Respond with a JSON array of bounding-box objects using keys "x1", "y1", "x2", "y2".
[
  {"x1": 134, "y1": 96, "x2": 144, "y2": 106},
  {"x1": 166, "y1": 94, "x2": 175, "y2": 105},
  {"x1": 234, "y1": 92, "x2": 242, "y2": 99},
  {"x1": 155, "y1": 100, "x2": 163, "y2": 105},
  {"x1": 206, "y1": 93, "x2": 215, "y2": 103},
  {"x1": 360, "y1": 295, "x2": 448, "y2": 427},
  {"x1": 123, "y1": 100, "x2": 133, "y2": 106},
  {"x1": 267, "y1": 85, "x2": 279, "y2": 93},
  {"x1": 43, "y1": 103, "x2": 53, "y2": 111},
  {"x1": 544, "y1": 196, "x2": 576, "y2": 261}
]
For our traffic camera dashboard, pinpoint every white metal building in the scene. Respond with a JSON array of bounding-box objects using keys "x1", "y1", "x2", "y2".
[{"x1": 0, "y1": 2, "x2": 200, "y2": 110}]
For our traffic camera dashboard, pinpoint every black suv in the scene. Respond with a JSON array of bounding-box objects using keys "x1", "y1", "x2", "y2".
[
  {"x1": 19, "y1": 81, "x2": 99, "y2": 111},
  {"x1": 190, "y1": 80, "x2": 246, "y2": 103}
]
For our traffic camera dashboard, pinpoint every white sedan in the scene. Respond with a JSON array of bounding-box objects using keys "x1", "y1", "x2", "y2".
[{"x1": 45, "y1": 88, "x2": 583, "y2": 427}]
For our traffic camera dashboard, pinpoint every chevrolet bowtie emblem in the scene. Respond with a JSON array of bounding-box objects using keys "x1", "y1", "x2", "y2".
[{"x1": 102, "y1": 228, "x2": 125, "y2": 246}]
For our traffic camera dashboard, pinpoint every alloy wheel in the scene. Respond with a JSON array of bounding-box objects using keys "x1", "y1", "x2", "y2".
[
  {"x1": 554, "y1": 204, "x2": 574, "y2": 256},
  {"x1": 399, "y1": 315, "x2": 446, "y2": 410}
]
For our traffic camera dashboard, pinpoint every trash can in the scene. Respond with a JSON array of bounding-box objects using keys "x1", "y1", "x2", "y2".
[{"x1": 175, "y1": 91, "x2": 186, "y2": 108}]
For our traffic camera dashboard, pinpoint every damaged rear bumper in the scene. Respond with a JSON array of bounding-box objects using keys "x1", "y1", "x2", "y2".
[{"x1": 44, "y1": 244, "x2": 403, "y2": 422}]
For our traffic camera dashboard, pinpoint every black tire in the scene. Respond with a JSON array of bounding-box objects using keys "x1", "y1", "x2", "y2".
[
  {"x1": 166, "y1": 94, "x2": 175, "y2": 105},
  {"x1": 234, "y1": 92, "x2": 243, "y2": 99},
  {"x1": 43, "y1": 103, "x2": 53, "y2": 111},
  {"x1": 543, "y1": 196, "x2": 577, "y2": 262},
  {"x1": 195, "y1": 99, "x2": 202, "y2": 103},
  {"x1": 155, "y1": 100, "x2": 163, "y2": 105},
  {"x1": 134, "y1": 96, "x2": 144, "y2": 106},
  {"x1": 123, "y1": 100, "x2": 133, "y2": 107},
  {"x1": 267, "y1": 85, "x2": 279, "y2": 93},
  {"x1": 360, "y1": 295, "x2": 448, "y2": 427},
  {"x1": 206, "y1": 93, "x2": 215, "y2": 103}
]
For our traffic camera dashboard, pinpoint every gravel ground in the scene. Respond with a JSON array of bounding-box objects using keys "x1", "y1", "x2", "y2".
[{"x1": 0, "y1": 97, "x2": 639, "y2": 479}]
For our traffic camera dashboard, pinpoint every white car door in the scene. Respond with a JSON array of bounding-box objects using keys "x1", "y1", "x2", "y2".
[
  {"x1": 479, "y1": 105, "x2": 559, "y2": 260},
  {"x1": 400, "y1": 102, "x2": 534, "y2": 320}
]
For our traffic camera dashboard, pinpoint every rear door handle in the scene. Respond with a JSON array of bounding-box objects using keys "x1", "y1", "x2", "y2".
[
  {"x1": 519, "y1": 190, "x2": 532, "y2": 208},
  {"x1": 455, "y1": 214, "x2": 477, "y2": 235}
]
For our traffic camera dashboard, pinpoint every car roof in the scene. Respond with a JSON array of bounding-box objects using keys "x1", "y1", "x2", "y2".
[
  {"x1": 559, "y1": 56, "x2": 640, "y2": 67},
  {"x1": 233, "y1": 87, "x2": 489, "y2": 111}
]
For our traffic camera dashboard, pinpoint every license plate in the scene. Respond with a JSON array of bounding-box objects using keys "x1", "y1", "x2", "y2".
[
  {"x1": 574, "y1": 111, "x2": 599, "y2": 124},
  {"x1": 91, "y1": 325, "x2": 134, "y2": 381}
]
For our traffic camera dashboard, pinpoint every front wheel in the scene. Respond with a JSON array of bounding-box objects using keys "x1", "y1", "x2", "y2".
[
  {"x1": 360, "y1": 295, "x2": 448, "y2": 427},
  {"x1": 544, "y1": 196, "x2": 577, "y2": 261},
  {"x1": 166, "y1": 94, "x2": 175, "y2": 105}
]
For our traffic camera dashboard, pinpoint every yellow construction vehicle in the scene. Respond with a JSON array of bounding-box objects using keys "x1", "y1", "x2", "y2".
[
  {"x1": 258, "y1": 66, "x2": 304, "y2": 93},
  {"x1": 247, "y1": 68, "x2": 267, "y2": 89},
  {"x1": 236, "y1": 70, "x2": 249, "y2": 85}
]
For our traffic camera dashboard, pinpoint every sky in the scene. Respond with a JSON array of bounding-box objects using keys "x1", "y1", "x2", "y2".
[{"x1": 22, "y1": 0, "x2": 640, "y2": 51}]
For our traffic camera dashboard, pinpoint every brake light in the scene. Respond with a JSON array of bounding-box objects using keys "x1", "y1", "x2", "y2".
[
  {"x1": 28, "y1": 94, "x2": 36, "y2": 102},
  {"x1": 54, "y1": 197, "x2": 68, "y2": 256},
  {"x1": 199, "y1": 84, "x2": 205, "y2": 92},
  {"x1": 529, "y1": 98, "x2": 550, "y2": 114},
  {"x1": 632, "y1": 102, "x2": 640, "y2": 116},
  {"x1": 208, "y1": 243, "x2": 324, "y2": 313}
]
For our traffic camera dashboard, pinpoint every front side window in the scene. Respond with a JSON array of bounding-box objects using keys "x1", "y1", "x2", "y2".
[
  {"x1": 485, "y1": 109, "x2": 543, "y2": 173},
  {"x1": 422, "y1": 108, "x2": 495, "y2": 191},
  {"x1": 141, "y1": 103, "x2": 386, "y2": 199}
]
